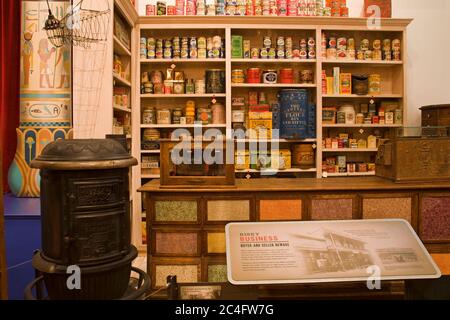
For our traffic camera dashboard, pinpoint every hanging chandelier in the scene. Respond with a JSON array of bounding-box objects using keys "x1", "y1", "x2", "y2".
[{"x1": 43, "y1": 0, "x2": 111, "y2": 49}]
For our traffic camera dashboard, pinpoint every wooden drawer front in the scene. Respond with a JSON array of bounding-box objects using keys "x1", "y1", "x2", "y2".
[
  {"x1": 310, "y1": 196, "x2": 355, "y2": 220},
  {"x1": 259, "y1": 199, "x2": 302, "y2": 221},
  {"x1": 154, "y1": 200, "x2": 199, "y2": 223},
  {"x1": 206, "y1": 231, "x2": 227, "y2": 254},
  {"x1": 420, "y1": 195, "x2": 450, "y2": 241},
  {"x1": 153, "y1": 230, "x2": 200, "y2": 257},
  {"x1": 152, "y1": 258, "x2": 201, "y2": 289},
  {"x1": 207, "y1": 263, "x2": 228, "y2": 283},
  {"x1": 421, "y1": 109, "x2": 438, "y2": 126},
  {"x1": 362, "y1": 197, "x2": 413, "y2": 222},
  {"x1": 207, "y1": 200, "x2": 251, "y2": 222}
]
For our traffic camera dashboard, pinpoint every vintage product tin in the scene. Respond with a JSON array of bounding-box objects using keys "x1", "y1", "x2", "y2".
[
  {"x1": 347, "y1": 38, "x2": 355, "y2": 50},
  {"x1": 356, "y1": 113, "x2": 364, "y2": 124},
  {"x1": 263, "y1": 70, "x2": 278, "y2": 84},
  {"x1": 197, "y1": 49, "x2": 207, "y2": 59},
  {"x1": 185, "y1": 79, "x2": 195, "y2": 94},
  {"x1": 263, "y1": 36, "x2": 272, "y2": 48},
  {"x1": 157, "y1": 109, "x2": 172, "y2": 124},
  {"x1": 326, "y1": 48, "x2": 337, "y2": 59},
  {"x1": 141, "y1": 48, "x2": 148, "y2": 59},
  {"x1": 392, "y1": 39, "x2": 401, "y2": 51},
  {"x1": 232, "y1": 69, "x2": 246, "y2": 83},
  {"x1": 232, "y1": 110, "x2": 245, "y2": 123},
  {"x1": 368, "y1": 74, "x2": 381, "y2": 94},
  {"x1": 373, "y1": 49, "x2": 382, "y2": 60},
  {"x1": 286, "y1": 49, "x2": 294, "y2": 59},
  {"x1": 394, "y1": 109, "x2": 403, "y2": 125},
  {"x1": 279, "y1": 68, "x2": 294, "y2": 83},
  {"x1": 308, "y1": 49, "x2": 316, "y2": 59},
  {"x1": 235, "y1": 150, "x2": 250, "y2": 170},
  {"x1": 197, "y1": 108, "x2": 212, "y2": 125},
  {"x1": 336, "y1": 111, "x2": 346, "y2": 124},
  {"x1": 197, "y1": 37, "x2": 207, "y2": 49},
  {"x1": 393, "y1": 51, "x2": 401, "y2": 61},
  {"x1": 300, "y1": 70, "x2": 314, "y2": 84},
  {"x1": 373, "y1": 39, "x2": 381, "y2": 50},
  {"x1": 157, "y1": 1, "x2": 166, "y2": 15},
  {"x1": 146, "y1": 4, "x2": 156, "y2": 15},
  {"x1": 143, "y1": 82, "x2": 153, "y2": 94},
  {"x1": 172, "y1": 108, "x2": 183, "y2": 124},
  {"x1": 360, "y1": 39, "x2": 370, "y2": 51},
  {"x1": 352, "y1": 74, "x2": 369, "y2": 95},
  {"x1": 279, "y1": 89, "x2": 310, "y2": 139},
  {"x1": 383, "y1": 50, "x2": 392, "y2": 61},
  {"x1": 206, "y1": 69, "x2": 225, "y2": 93},
  {"x1": 247, "y1": 68, "x2": 261, "y2": 83},
  {"x1": 356, "y1": 50, "x2": 364, "y2": 60},
  {"x1": 211, "y1": 103, "x2": 226, "y2": 124},
  {"x1": 251, "y1": 48, "x2": 260, "y2": 59},
  {"x1": 260, "y1": 48, "x2": 269, "y2": 59},
  {"x1": 364, "y1": 50, "x2": 373, "y2": 60},
  {"x1": 277, "y1": 49, "x2": 286, "y2": 59},
  {"x1": 173, "y1": 80, "x2": 185, "y2": 94},
  {"x1": 292, "y1": 144, "x2": 315, "y2": 168},
  {"x1": 213, "y1": 36, "x2": 222, "y2": 49},
  {"x1": 337, "y1": 37, "x2": 347, "y2": 50},
  {"x1": 328, "y1": 37, "x2": 337, "y2": 48},
  {"x1": 347, "y1": 49, "x2": 356, "y2": 60},
  {"x1": 195, "y1": 80, "x2": 206, "y2": 94},
  {"x1": 271, "y1": 149, "x2": 292, "y2": 170}
]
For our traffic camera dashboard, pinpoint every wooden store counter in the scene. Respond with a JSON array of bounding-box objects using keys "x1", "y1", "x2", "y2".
[{"x1": 139, "y1": 177, "x2": 450, "y2": 299}]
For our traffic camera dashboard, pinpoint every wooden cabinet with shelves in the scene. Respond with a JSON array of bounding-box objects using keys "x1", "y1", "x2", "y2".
[{"x1": 131, "y1": 17, "x2": 411, "y2": 249}]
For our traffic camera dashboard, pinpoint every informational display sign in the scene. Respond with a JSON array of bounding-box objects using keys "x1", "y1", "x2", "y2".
[{"x1": 226, "y1": 220, "x2": 441, "y2": 285}]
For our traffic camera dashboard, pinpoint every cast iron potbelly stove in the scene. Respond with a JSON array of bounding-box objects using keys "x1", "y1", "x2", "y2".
[{"x1": 27, "y1": 139, "x2": 149, "y2": 300}]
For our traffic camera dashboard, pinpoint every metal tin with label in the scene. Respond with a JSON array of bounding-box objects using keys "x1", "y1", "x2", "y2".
[
  {"x1": 157, "y1": 109, "x2": 172, "y2": 124},
  {"x1": 232, "y1": 69, "x2": 246, "y2": 83},
  {"x1": 263, "y1": 70, "x2": 278, "y2": 84}
]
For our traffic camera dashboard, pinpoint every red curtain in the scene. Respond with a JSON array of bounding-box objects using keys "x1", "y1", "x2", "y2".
[{"x1": 0, "y1": 0, "x2": 21, "y2": 192}]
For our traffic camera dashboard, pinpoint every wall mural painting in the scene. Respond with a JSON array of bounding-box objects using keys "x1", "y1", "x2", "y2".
[{"x1": 8, "y1": 1, "x2": 73, "y2": 198}]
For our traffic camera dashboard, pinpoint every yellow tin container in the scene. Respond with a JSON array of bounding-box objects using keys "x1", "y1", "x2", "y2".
[
  {"x1": 235, "y1": 150, "x2": 250, "y2": 171},
  {"x1": 271, "y1": 149, "x2": 292, "y2": 170},
  {"x1": 248, "y1": 119, "x2": 272, "y2": 139}
]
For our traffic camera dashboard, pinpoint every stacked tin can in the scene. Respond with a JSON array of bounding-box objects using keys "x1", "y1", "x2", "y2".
[
  {"x1": 277, "y1": 0, "x2": 287, "y2": 16},
  {"x1": 287, "y1": 0, "x2": 297, "y2": 16},
  {"x1": 226, "y1": 0, "x2": 236, "y2": 15},
  {"x1": 276, "y1": 36, "x2": 286, "y2": 59},
  {"x1": 391, "y1": 39, "x2": 401, "y2": 61},
  {"x1": 307, "y1": 36, "x2": 316, "y2": 59},
  {"x1": 216, "y1": 0, "x2": 226, "y2": 15},
  {"x1": 148, "y1": 38, "x2": 156, "y2": 59},
  {"x1": 197, "y1": 0, "x2": 206, "y2": 15},
  {"x1": 186, "y1": 0, "x2": 196, "y2": 15},
  {"x1": 140, "y1": 37, "x2": 147, "y2": 60}
]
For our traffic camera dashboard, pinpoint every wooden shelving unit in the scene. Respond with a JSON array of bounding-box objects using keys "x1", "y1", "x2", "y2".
[{"x1": 131, "y1": 16, "x2": 411, "y2": 250}]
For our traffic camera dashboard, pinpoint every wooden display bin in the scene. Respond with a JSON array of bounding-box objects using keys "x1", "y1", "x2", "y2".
[
  {"x1": 160, "y1": 139, "x2": 235, "y2": 188},
  {"x1": 376, "y1": 136, "x2": 450, "y2": 183}
]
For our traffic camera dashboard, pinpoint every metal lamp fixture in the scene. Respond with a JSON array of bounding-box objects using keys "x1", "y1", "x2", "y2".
[{"x1": 43, "y1": 0, "x2": 111, "y2": 49}]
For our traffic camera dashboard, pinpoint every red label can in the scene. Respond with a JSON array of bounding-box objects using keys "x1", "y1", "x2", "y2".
[
  {"x1": 279, "y1": 68, "x2": 294, "y2": 84},
  {"x1": 247, "y1": 68, "x2": 261, "y2": 83},
  {"x1": 146, "y1": 4, "x2": 156, "y2": 16},
  {"x1": 167, "y1": 5, "x2": 176, "y2": 15}
]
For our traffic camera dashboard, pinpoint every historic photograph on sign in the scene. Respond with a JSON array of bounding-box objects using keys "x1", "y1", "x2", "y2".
[
  {"x1": 226, "y1": 220, "x2": 441, "y2": 285},
  {"x1": 179, "y1": 285, "x2": 222, "y2": 300}
]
